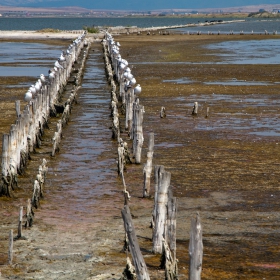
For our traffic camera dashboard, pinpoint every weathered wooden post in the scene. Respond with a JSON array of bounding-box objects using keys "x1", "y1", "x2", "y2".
[
  {"x1": 31, "y1": 180, "x2": 40, "y2": 209},
  {"x1": 189, "y1": 213, "x2": 203, "y2": 280},
  {"x1": 8, "y1": 229, "x2": 13, "y2": 265},
  {"x1": 8, "y1": 126, "x2": 18, "y2": 192},
  {"x1": 151, "y1": 165, "x2": 164, "y2": 229},
  {"x1": 153, "y1": 169, "x2": 171, "y2": 254},
  {"x1": 125, "y1": 85, "x2": 134, "y2": 133},
  {"x1": 15, "y1": 100, "x2": 21, "y2": 118},
  {"x1": 205, "y1": 107, "x2": 209, "y2": 118},
  {"x1": 143, "y1": 132, "x2": 154, "y2": 197},
  {"x1": 166, "y1": 197, "x2": 177, "y2": 254},
  {"x1": 25, "y1": 198, "x2": 33, "y2": 227},
  {"x1": 133, "y1": 101, "x2": 144, "y2": 164},
  {"x1": 160, "y1": 106, "x2": 166, "y2": 118},
  {"x1": 192, "y1": 102, "x2": 198, "y2": 116},
  {"x1": 121, "y1": 205, "x2": 150, "y2": 280},
  {"x1": 1, "y1": 134, "x2": 11, "y2": 196},
  {"x1": 17, "y1": 206, "x2": 23, "y2": 238}
]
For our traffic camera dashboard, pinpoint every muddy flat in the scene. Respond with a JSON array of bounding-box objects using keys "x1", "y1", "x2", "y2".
[{"x1": 0, "y1": 31, "x2": 280, "y2": 279}]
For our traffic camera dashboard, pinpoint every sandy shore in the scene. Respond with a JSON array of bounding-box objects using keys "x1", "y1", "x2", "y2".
[{"x1": 0, "y1": 30, "x2": 86, "y2": 39}]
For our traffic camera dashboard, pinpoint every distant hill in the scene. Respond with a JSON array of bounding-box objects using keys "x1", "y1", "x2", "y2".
[{"x1": 1, "y1": 4, "x2": 280, "y2": 16}]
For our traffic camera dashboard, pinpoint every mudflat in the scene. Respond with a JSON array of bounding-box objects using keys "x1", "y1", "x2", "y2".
[{"x1": 0, "y1": 31, "x2": 280, "y2": 279}]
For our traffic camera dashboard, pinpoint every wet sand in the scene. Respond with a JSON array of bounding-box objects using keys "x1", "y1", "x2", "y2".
[{"x1": 0, "y1": 31, "x2": 280, "y2": 279}]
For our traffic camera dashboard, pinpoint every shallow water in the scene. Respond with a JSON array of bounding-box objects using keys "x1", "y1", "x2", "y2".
[
  {"x1": 46, "y1": 47, "x2": 121, "y2": 219},
  {"x1": 172, "y1": 93, "x2": 280, "y2": 137},
  {"x1": 0, "y1": 42, "x2": 63, "y2": 77},
  {"x1": 164, "y1": 77, "x2": 274, "y2": 86},
  {"x1": 205, "y1": 39, "x2": 280, "y2": 64}
]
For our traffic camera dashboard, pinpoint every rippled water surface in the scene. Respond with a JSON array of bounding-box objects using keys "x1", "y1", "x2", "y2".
[{"x1": 0, "y1": 42, "x2": 62, "y2": 76}]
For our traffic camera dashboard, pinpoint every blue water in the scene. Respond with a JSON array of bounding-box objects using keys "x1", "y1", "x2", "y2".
[
  {"x1": 0, "y1": 42, "x2": 62, "y2": 77},
  {"x1": 205, "y1": 39, "x2": 280, "y2": 64},
  {"x1": 0, "y1": 17, "x2": 279, "y2": 33}
]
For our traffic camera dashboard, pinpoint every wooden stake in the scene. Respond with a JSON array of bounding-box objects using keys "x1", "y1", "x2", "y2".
[
  {"x1": 192, "y1": 102, "x2": 198, "y2": 115},
  {"x1": 25, "y1": 198, "x2": 33, "y2": 227},
  {"x1": 189, "y1": 213, "x2": 203, "y2": 280},
  {"x1": 205, "y1": 107, "x2": 209, "y2": 118},
  {"x1": 160, "y1": 106, "x2": 166, "y2": 118}
]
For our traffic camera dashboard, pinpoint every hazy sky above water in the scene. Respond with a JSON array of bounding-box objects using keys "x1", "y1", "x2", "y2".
[{"x1": 3, "y1": 0, "x2": 279, "y2": 10}]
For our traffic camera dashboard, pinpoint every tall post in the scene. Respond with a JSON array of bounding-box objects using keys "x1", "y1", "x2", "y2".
[
  {"x1": 153, "y1": 169, "x2": 171, "y2": 254},
  {"x1": 133, "y1": 102, "x2": 144, "y2": 164},
  {"x1": 189, "y1": 213, "x2": 203, "y2": 280}
]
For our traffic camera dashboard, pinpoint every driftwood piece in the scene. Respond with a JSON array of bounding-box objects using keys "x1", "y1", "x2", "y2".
[
  {"x1": 121, "y1": 205, "x2": 150, "y2": 280},
  {"x1": 143, "y1": 132, "x2": 154, "y2": 197},
  {"x1": 189, "y1": 213, "x2": 203, "y2": 280},
  {"x1": 153, "y1": 169, "x2": 171, "y2": 254}
]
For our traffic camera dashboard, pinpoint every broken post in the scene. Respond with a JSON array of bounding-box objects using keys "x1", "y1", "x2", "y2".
[
  {"x1": 161, "y1": 238, "x2": 178, "y2": 280},
  {"x1": 121, "y1": 205, "x2": 150, "y2": 280},
  {"x1": 189, "y1": 213, "x2": 203, "y2": 280}
]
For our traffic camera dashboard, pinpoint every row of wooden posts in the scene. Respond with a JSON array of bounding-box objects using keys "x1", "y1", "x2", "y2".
[
  {"x1": 103, "y1": 32, "x2": 203, "y2": 280},
  {"x1": 4, "y1": 33, "x2": 91, "y2": 266},
  {"x1": 0, "y1": 31, "x2": 87, "y2": 197}
]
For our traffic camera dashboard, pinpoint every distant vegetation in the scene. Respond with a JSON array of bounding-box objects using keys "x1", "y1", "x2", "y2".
[
  {"x1": 36, "y1": 28, "x2": 61, "y2": 33},
  {"x1": 83, "y1": 25, "x2": 99, "y2": 33},
  {"x1": 248, "y1": 11, "x2": 280, "y2": 18}
]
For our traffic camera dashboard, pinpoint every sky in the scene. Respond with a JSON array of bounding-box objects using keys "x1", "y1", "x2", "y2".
[{"x1": 5, "y1": 0, "x2": 280, "y2": 10}]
